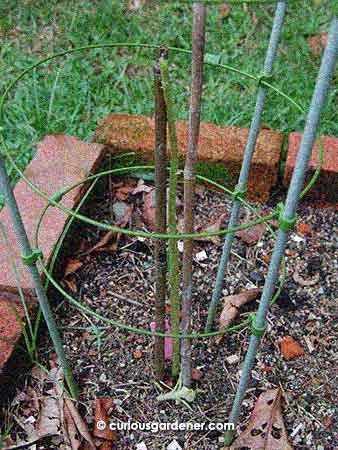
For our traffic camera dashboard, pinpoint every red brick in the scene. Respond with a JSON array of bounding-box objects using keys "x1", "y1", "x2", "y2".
[
  {"x1": 93, "y1": 114, "x2": 284, "y2": 202},
  {"x1": 0, "y1": 136, "x2": 105, "y2": 374},
  {"x1": 0, "y1": 291, "x2": 36, "y2": 371},
  {"x1": 284, "y1": 132, "x2": 338, "y2": 203}
]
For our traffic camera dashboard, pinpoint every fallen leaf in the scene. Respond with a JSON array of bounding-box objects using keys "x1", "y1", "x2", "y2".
[
  {"x1": 64, "y1": 259, "x2": 83, "y2": 277},
  {"x1": 194, "y1": 213, "x2": 228, "y2": 245},
  {"x1": 219, "y1": 289, "x2": 263, "y2": 329},
  {"x1": 64, "y1": 398, "x2": 96, "y2": 450},
  {"x1": 62, "y1": 276, "x2": 78, "y2": 293},
  {"x1": 280, "y1": 336, "x2": 305, "y2": 361},
  {"x1": 132, "y1": 179, "x2": 152, "y2": 195},
  {"x1": 115, "y1": 185, "x2": 134, "y2": 201},
  {"x1": 235, "y1": 223, "x2": 266, "y2": 245},
  {"x1": 296, "y1": 222, "x2": 313, "y2": 235},
  {"x1": 230, "y1": 389, "x2": 293, "y2": 449},
  {"x1": 94, "y1": 398, "x2": 116, "y2": 442},
  {"x1": 293, "y1": 270, "x2": 319, "y2": 286},
  {"x1": 308, "y1": 32, "x2": 328, "y2": 57},
  {"x1": 86, "y1": 205, "x2": 134, "y2": 254},
  {"x1": 142, "y1": 189, "x2": 156, "y2": 230}
]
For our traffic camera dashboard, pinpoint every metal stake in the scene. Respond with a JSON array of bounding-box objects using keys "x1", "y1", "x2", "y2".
[
  {"x1": 0, "y1": 155, "x2": 79, "y2": 400},
  {"x1": 205, "y1": 1, "x2": 287, "y2": 332},
  {"x1": 224, "y1": 15, "x2": 338, "y2": 445}
]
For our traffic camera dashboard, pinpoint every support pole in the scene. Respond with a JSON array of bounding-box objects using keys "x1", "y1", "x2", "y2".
[
  {"x1": 0, "y1": 156, "x2": 79, "y2": 400},
  {"x1": 181, "y1": 1, "x2": 206, "y2": 389},
  {"x1": 154, "y1": 47, "x2": 168, "y2": 380},
  {"x1": 205, "y1": 1, "x2": 287, "y2": 332},
  {"x1": 224, "y1": 15, "x2": 338, "y2": 445}
]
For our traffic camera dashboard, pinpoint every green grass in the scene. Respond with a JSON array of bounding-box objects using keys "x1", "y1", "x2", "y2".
[{"x1": 0, "y1": 0, "x2": 337, "y2": 191}]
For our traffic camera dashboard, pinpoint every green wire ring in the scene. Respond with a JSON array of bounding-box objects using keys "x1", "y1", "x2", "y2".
[
  {"x1": 32, "y1": 165, "x2": 287, "y2": 339},
  {"x1": 0, "y1": 41, "x2": 323, "y2": 338}
]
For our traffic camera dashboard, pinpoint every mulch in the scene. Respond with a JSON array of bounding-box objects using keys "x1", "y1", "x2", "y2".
[{"x1": 1, "y1": 176, "x2": 337, "y2": 450}]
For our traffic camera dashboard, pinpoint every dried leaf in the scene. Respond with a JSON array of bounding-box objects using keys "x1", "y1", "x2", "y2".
[
  {"x1": 219, "y1": 289, "x2": 262, "y2": 329},
  {"x1": 86, "y1": 206, "x2": 134, "y2": 254},
  {"x1": 142, "y1": 189, "x2": 156, "y2": 230},
  {"x1": 280, "y1": 336, "x2": 305, "y2": 361},
  {"x1": 235, "y1": 223, "x2": 266, "y2": 245},
  {"x1": 194, "y1": 213, "x2": 228, "y2": 245},
  {"x1": 230, "y1": 389, "x2": 293, "y2": 449},
  {"x1": 293, "y1": 270, "x2": 319, "y2": 287},
  {"x1": 64, "y1": 259, "x2": 83, "y2": 277},
  {"x1": 64, "y1": 398, "x2": 96, "y2": 450},
  {"x1": 94, "y1": 398, "x2": 116, "y2": 442},
  {"x1": 62, "y1": 276, "x2": 78, "y2": 293}
]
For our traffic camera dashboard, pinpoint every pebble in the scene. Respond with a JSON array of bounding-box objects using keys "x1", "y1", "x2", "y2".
[
  {"x1": 136, "y1": 443, "x2": 148, "y2": 450},
  {"x1": 196, "y1": 250, "x2": 208, "y2": 262},
  {"x1": 226, "y1": 354, "x2": 240, "y2": 365},
  {"x1": 167, "y1": 440, "x2": 182, "y2": 450}
]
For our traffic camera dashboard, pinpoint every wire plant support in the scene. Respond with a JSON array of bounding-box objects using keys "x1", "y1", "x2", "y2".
[{"x1": 0, "y1": 0, "x2": 337, "y2": 446}]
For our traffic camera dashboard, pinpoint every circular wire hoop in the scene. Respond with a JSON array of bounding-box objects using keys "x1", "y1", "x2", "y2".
[{"x1": 0, "y1": 41, "x2": 323, "y2": 339}]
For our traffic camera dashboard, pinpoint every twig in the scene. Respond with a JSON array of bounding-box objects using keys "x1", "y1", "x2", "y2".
[
  {"x1": 181, "y1": 2, "x2": 207, "y2": 389},
  {"x1": 153, "y1": 46, "x2": 168, "y2": 380},
  {"x1": 159, "y1": 50, "x2": 181, "y2": 378}
]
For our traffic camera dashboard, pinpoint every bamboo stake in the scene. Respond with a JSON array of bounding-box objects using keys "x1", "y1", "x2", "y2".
[
  {"x1": 181, "y1": 2, "x2": 206, "y2": 389},
  {"x1": 153, "y1": 47, "x2": 168, "y2": 380},
  {"x1": 159, "y1": 53, "x2": 181, "y2": 378}
]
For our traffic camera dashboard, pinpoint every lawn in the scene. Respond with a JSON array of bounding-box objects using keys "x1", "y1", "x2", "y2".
[{"x1": 0, "y1": 0, "x2": 336, "y2": 190}]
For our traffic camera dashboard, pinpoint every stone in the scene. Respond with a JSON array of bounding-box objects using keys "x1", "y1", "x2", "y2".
[
  {"x1": 0, "y1": 135, "x2": 105, "y2": 376},
  {"x1": 284, "y1": 132, "x2": 338, "y2": 203},
  {"x1": 93, "y1": 114, "x2": 284, "y2": 202}
]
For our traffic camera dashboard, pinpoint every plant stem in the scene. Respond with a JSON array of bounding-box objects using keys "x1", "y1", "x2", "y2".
[
  {"x1": 159, "y1": 52, "x2": 181, "y2": 378},
  {"x1": 181, "y1": 2, "x2": 206, "y2": 388},
  {"x1": 153, "y1": 47, "x2": 168, "y2": 380}
]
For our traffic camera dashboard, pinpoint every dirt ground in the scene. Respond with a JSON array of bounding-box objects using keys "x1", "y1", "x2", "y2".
[{"x1": 1, "y1": 177, "x2": 337, "y2": 449}]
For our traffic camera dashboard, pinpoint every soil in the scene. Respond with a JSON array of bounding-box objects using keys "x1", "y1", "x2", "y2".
[{"x1": 1, "y1": 176, "x2": 337, "y2": 450}]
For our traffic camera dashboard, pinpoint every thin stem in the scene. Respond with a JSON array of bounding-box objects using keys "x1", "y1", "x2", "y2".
[
  {"x1": 153, "y1": 47, "x2": 168, "y2": 380},
  {"x1": 181, "y1": 2, "x2": 206, "y2": 389},
  {"x1": 159, "y1": 54, "x2": 181, "y2": 378}
]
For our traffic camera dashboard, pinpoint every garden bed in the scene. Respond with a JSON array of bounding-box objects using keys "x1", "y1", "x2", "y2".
[{"x1": 1, "y1": 171, "x2": 336, "y2": 450}]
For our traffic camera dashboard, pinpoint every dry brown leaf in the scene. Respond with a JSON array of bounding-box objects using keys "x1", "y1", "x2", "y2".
[
  {"x1": 86, "y1": 206, "x2": 134, "y2": 254},
  {"x1": 194, "y1": 213, "x2": 228, "y2": 245},
  {"x1": 293, "y1": 270, "x2": 319, "y2": 287},
  {"x1": 230, "y1": 389, "x2": 293, "y2": 449},
  {"x1": 142, "y1": 189, "x2": 156, "y2": 230},
  {"x1": 62, "y1": 276, "x2": 78, "y2": 293},
  {"x1": 219, "y1": 288, "x2": 263, "y2": 329},
  {"x1": 64, "y1": 398, "x2": 96, "y2": 450},
  {"x1": 64, "y1": 259, "x2": 83, "y2": 277},
  {"x1": 235, "y1": 223, "x2": 266, "y2": 245},
  {"x1": 94, "y1": 398, "x2": 116, "y2": 442},
  {"x1": 280, "y1": 336, "x2": 306, "y2": 361}
]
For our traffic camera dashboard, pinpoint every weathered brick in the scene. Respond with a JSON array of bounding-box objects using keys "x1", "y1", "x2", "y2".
[
  {"x1": 0, "y1": 135, "x2": 105, "y2": 374},
  {"x1": 284, "y1": 132, "x2": 338, "y2": 203},
  {"x1": 0, "y1": 292, "x2": 36, "y2": 369},
  {"x1": 93, "y1": 114, "x2": 284, "y2": 202}
]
